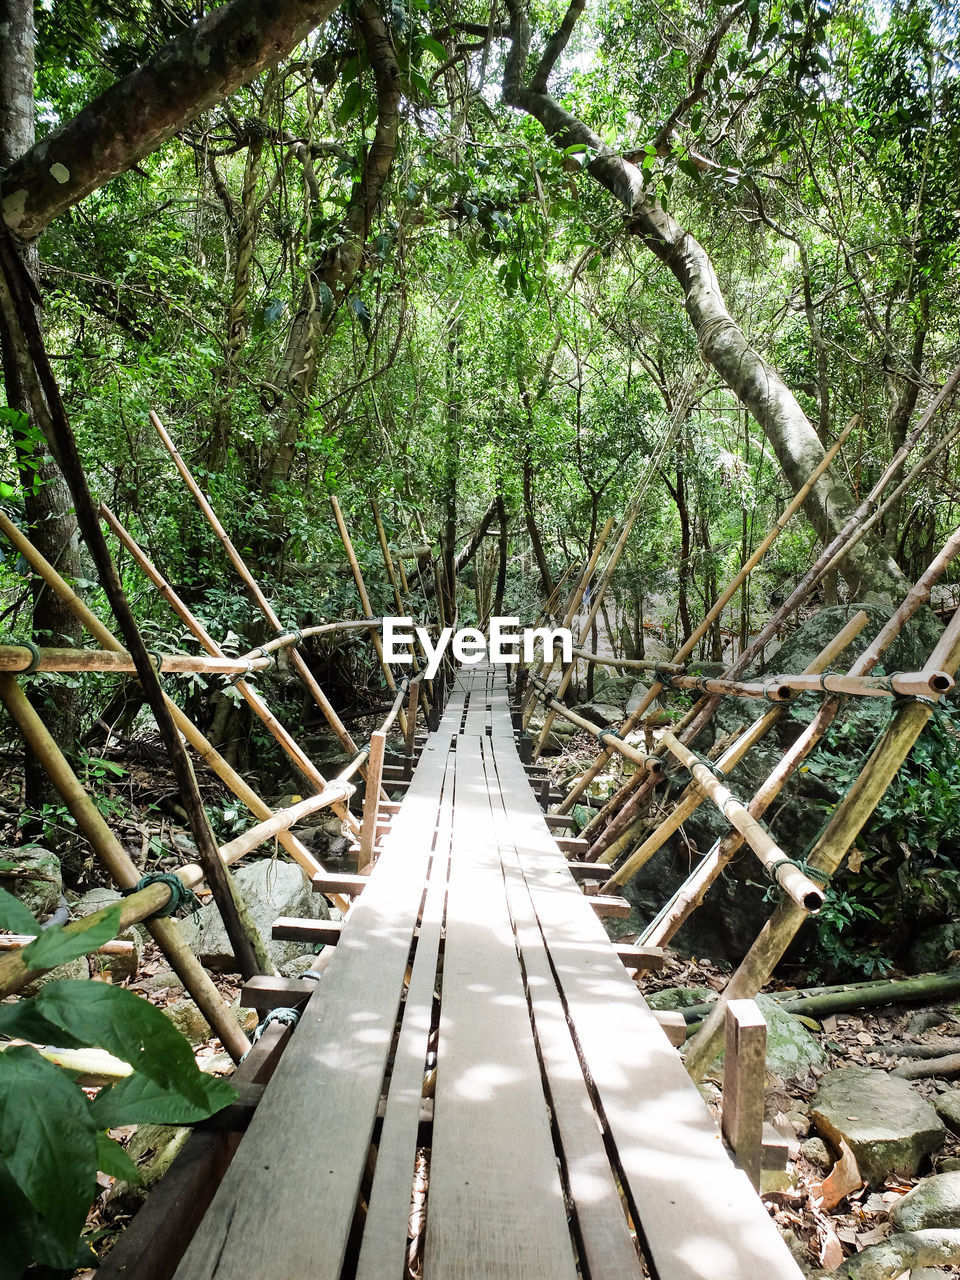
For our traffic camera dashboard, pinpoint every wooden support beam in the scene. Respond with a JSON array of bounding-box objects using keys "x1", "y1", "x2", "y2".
[
  {"x1": 613, "y1": 943, "x2": 666, "y2": 971},
  {"x1": 240, "y1": 975, "x2": 316, "y2": 1014},
  {"x1": 555, "y1": 836, "x2": 589, "y2": 855},
  {"x1": 544, "y1": 812, "x2": 576, "y2": 829},
  {"x1": 652, "y1": 1010, "x2": 687, "y2": 1047},
  {"x1": 360, "y1": 730, "x2": 386, "y2": 872},
  {"x1": 567, "y1": 862, "x2": 612, "y2": 882},
  {"x1": 721, "y1": 999, "x2": 767, "y2": 1190},
  {"x1": 271, "y1": 918, "x2": 344, "y2": 945},
  {"x1": 588, "y1": 895, "x2": 632, "y2": 919},
  {"x1": 311, "y1": 872, "x2": 370, "y2": 898}
]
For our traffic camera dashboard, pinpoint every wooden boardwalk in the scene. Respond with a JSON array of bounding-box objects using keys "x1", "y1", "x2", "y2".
[{"x1": 173, "y1": 665, "x2": 802, "y2": 1280}]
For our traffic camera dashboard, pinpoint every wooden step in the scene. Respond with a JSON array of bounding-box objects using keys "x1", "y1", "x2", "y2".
[
  {"x1": 588, "y1": 894, "x2": 632, "y2": 919},
  {"x1": 544, "y1": 812, "x2": 575, "y2": 829},
  {"x1": 311, "y1": 872, "x2": 370, "y2": 897},
  {"x1": 271, "y1": 917, "x2": 344, "y2": 945},
  {"x1": 240, "y1": 974, "x2": 317, "y2": 1014},
  {"x1": 613, "y1": 943, "x2": 665, "y2": 972},
  {"x1": 652, "y1": 1010, "x2": 687, "y2": 1047},
  {"x1": 556, "y1": 836, "x2": 589, "y2": 855},
  {"x1": 567, "y1": 861, "x2": 612, "y2": 882}
]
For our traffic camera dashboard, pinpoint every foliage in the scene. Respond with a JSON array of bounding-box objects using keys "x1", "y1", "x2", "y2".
[{"x1": 0, "y1": 889, "x2": 235, "y2": 1278}]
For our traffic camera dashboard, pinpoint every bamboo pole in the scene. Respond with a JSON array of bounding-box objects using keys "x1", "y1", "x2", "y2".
[
  {"x1": 404, "y1": 678, "x2": 421, "y2": 761},
  {"x1": 359, "y1": 730, "x2": 386, "y2": 872},
  {"x1": 558, "y1": 416, "x2": 858, "y2": 813},
  {"x1": 329, "y1": 495, "x2": 406, "y2": 735},
  {"x1": 216, "y1": 785, "x2": 353, "y2": 867},
  {"x1": 533, "y1": 511, "x2": 640, "y2": 756},
  {"x1": 658, "y1": 730, "x2": 825, "y2": 912},
  {"x1": 663, "y1": 668, "x2": 952, "y2": 702},
  {"x1": 0, "y1": 675, "x2": 250, "y2": 1059},
  {"x1": 150, "y1": 411, "x2": 362, "y2": 760},
  {"x1": 101, "y1": 504, "x2": 359, "y2": 836},
  {"x1": 527, "y1": 674, "x2": 664, "y2": 779},
  {"x1": 645, "y1": 524, "x2": 960, "y2": 951},
  {"x1": 0, "y1": 866, "x2": 204, "y2": 997},
  {"x1": 608, "y1": 612, "x2": 870, "y2": 888},
  {"x1": 0, "y1": 644, "x2": 274, "y2": 675},
  {"x1": 1, "y1": 509, "x2": 353, "y2": 913},
  {"x1": 372, "y1": 499, "x2": 432, "y2": 712},
  {"x1": 684, "y1": 600, "x2": 960, "y2": 1081},
  {"x1": 236, "y1": 617, "x2": 381, "y2": 662},
  {"x1": 568, "y1": 647, "x2": 685, "y2": 674},
  {"x1": 522, "y1": 520, "x2": 614, "y2": 728}
]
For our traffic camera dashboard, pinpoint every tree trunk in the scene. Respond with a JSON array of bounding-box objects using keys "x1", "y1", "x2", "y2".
[{"x1": 0, "y1": 0, "x2": 82, "y2": 829}]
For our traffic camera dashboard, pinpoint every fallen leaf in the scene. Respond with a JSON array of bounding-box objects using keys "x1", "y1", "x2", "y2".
[
  {"x1": 820, "y1": 1227, "x2": 844, "y2": 1270},
  {"x1": 814, "y1": 1139, "x2": 863, "y2": 1210}
]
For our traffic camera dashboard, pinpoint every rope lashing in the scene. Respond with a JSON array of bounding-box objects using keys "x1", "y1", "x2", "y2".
[
  {"x1": 146, "y1": 649, "x2": 166, "y2": 673},
  {"x1": 653, "y1": 663, "x2": 681, "y2": 688},
  {"x1": 300, "y1": 970, "x2": 323, "y2": 981},
  {"x1": 5, "y1": 638, "x2": 42, "y2": 673},
  {"x1": 763, "y1": 856, "x2": 830, "y2": 887},
  {"x1": 274, "y1": 627, "x2": 303, "y2": 646},
  {"x1": 121, "y1": 872, "x2": 198, "y2": 919},
  {"x1": 598, "y1": 728, "x2": 623, "y2": 747},
  {"x1": 253, "y1": 1006, "x2": 300, "y2": 1042}
]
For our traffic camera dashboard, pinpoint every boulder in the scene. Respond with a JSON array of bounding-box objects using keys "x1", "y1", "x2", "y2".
[
  {"x1": 934, "y1": 1090, "x2": 960, "y2": 1137},
  {"x1": 575, "y1": 702, "x2": 623, "y2": 727},
  {"x1": 908, "y1": 924, "x2": 960, "y2": 973},
  {"x1": 801, "y1": 1137, "x2": 833, "y2": 1168},
  {"x1": 811, "y1": 1067, "x2": 945, "y2": 1186},
  {"x1": 20, "y1": 955, "x2": 89, "y2": 997},
  {"x1": 181, "y1": 858, "x2": 323, "y2": 972},
  {"x1": 889, "y1": 1172, "x2": 960, "y2": 1233},
  {"x1": 76, "y1": 887, "x2": 143, "y2": 983},
  {"x1": 589, "y1": 674, "x2": 636, "y2": 706},
  {"x1": 1, "y1": 845, "x2": 62, "y2": 917},
  {"x1": 163, "y1": 998, "x2": 212, "y2": 1046},
  {"x1": 625, "y1": 682, "x2": 652, "y2": 717},
  {"x1": 754, "y1": 993, "x2": 827, "y2": 1078},
  {"x1": 646, "y1": 985, "x2": 714, "y2": 1011}
]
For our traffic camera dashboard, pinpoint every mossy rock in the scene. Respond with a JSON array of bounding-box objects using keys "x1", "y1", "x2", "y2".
[{"x1": 0, "y1": 845, "x2": 62, "y2": 917}]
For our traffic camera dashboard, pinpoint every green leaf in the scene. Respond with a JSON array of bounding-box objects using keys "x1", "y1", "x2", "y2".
[
  {"x1": 419, "y1": 34, "x2": 446, "y2": 61},
  {"x1": 317, "y1": 281, "x2": 335, "y2": 321},
  {"x1": 0, "y1": 1046, "x2": 98, "y2": 1251},
  {"x1": 96, "y1": 1133, "x2": 141, "y2": 1184},
  {"x1": 338, "y1": 80, "x2": 362, "y2": 124},
  {"x1": 23, "y1": 904, "x2": 122, "y2": 972},
  {"x1": 0, "y1": 885, "x2": 40, "y2": 935},
  {"x1": 32, "y1": 982, "x2": 214, "y2": 1099},
  {"x1": 89, "y1": 1069, "x2": 237, "y2": 1128},
  {"x1": 0, "y1": 999, "x2": 88, "y2": 1049}
]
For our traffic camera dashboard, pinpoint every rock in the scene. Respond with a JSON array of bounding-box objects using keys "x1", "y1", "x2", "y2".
[
  {"x1": 801, "y1": 1137, "x2": 833, "y2": 1168},
  {"x1": 935, "y1": 1090, "x2": 960, "y2": 1137},
  {"x1": 645, "y1": 985, "x2": 715, "y2": 1011},
  {"x1": 20, "y1": 955, "x2": 89, "y2": 997},
  {"x1": 180, "y1": 858, "x2": 323, "y2": 972},
  {"x1": 280, "y1": 953, "x2": 320, "y2": 979},
  {"x1": 107, "y1": 1123, "x2": 190, "y2": 1211},
  {"x1": 889, "y1": 1172, "x2": 960, "y2": 1232},
  {"x1": 625, "y1": 682, "x2": 651, "y2": 717},
  {"x1": 754, "y1": 993, "x2": 827, "y2": 1078},
  {"x1": 1, "y1": 845, "x2": 62, "y2": 917},
  {"x1": 575, "y1": 702, "x2": 624, "y2": 727},
  {"x1": 76, "y1": 887, "x2": 143, "y2": 982},
  {"x1": 811, "y1": 1067, "x2": 946, "y2": 1186},
  {"x1": 136, "y1": 968, "x2": 185, "y2": 995},
  {"x1": 590, "y1": 674, "x2": 636, "y2": 705},
  {"x1": 908, "y1": 924, "x2": 960, "y2": 973},
  {"x1": 939, "y1": 1158, "x2": 960, "y2": 1173},
  {"x1": 163, "y1": 998, "x2": 211, "y2": 1046}
]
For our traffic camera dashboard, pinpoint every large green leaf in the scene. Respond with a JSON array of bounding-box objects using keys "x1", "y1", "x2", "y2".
[
  {"x1": 0, "y1": 1000, "x2": 88, "y2": 1050},
  {"x1": 96, "y1": 1132, "x2": 141, "y2": 1184},
  {"x1": 0, "y1": 1046, "x2": 98, "y2": 1252},
  {"x1": 22, "y1": 904, "x2": 122, "y2": 972},
  {"x1": 90, "y1": 1068, "x2": 236, "y2": 1128},
  {"x1": 0, "y1": 886, "x2": 40, "y2": 935}
]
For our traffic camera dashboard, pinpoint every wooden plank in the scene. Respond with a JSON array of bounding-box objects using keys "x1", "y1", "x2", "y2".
[
  {"x1": 355, "y1": 759, "x2": 454, "y2": 1279},
  {"x1": 360, "y1": 729, "x2": 386, "y2": 870},
  {"x1": 173, "y1": 736, "x2": 453, "y2": 1280},
  {"x1": 239, "y1": 975, "x2": 315, "y2": 1013},
  {"x1": 652, "y1": 1010, "x2": 688, "y2": 1047},
  {"x1": 614, "y1": 943, "x2": 666, "y2": 972},
  {"x1": 270, "y1": 917, "x2": 343, "y2": 945},
  {"x1": 721, "y1": 1000, "x2": 767, "y2": 1190},
  {"x1": 424, "y1": 733, "x2": 578, "y2": 1280},
  {"x1": 310, "y1": 871, "x2": 370, "y2": 897},
  {"x1": 589, "y1": 894, "x2": 632, "y2": 918},
  {"x1": 544, "y1": 812, "x2": 576, "y2": 829},
  {"x1": 483, "y1": 687, "x2": 803, "y2": 1280},
  {"x1": 555, "y1": 836, "x2": 589, "y2": 855},
  {"x1": 490, "y1": 776, "x2": 644, "y2": 1277},
  {"x1": 567, "y1": 860, "x2": 613, "y2": 881}
]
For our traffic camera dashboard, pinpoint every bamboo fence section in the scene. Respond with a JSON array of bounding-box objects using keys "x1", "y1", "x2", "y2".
[
  {"x1": 532, "y1": 511, "x2": 639, "y2": 755},
  {"x1": 101, "y1": 503, "x2": 360, "y2": 836},
  {"x1": 662, "y1": 668, "x2": 952, "y2": 703},
  {"x1": 0, "y1": 674, "x2": 250, "y2": 1058},
  {"x1": 527, "y1": 674, "x2": 664, "y2": 779},
  {"x1": 0, "y1": 510, "x2": 353, "y2": 915},
  {"x1": 150, "y1": 411, "x2": 362, "y2": 761},
  {"x1": 521, "y1": 519, "x2": 614, "y2": 728},
  {"x1": 684, "y1": 598, "x2": 960, "y2": 1080},
  {"x1": 568, "y1": 647, "x2": 685, "y2": 674},
  {"x1": 606, "y1": 612, "x2": 870, "y2": 887},
  {"x1": 372, "y1": 498, "x2": 432, "y2": 710},
  {"x1": 657, "y1": 730, "x2": 826, "y2": 913},
  {"x1": 556, "y1": 417, "x2": 857, "y2": 814}
]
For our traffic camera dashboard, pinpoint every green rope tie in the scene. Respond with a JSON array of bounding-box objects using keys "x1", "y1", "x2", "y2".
[
  {"x1": 274, "y1": 627, "x2": 303, "y2": 646},
  {"x1": 654, "y1": 663, "x2": 681, "y2": 688},
  {"x1": 598, "y1": 728, "x2": 623, "y2": 747},
  {"x1": 764, "y1": 855, "x2": 830, "y2": 887},
  {"x1": 146, "y1": 649, "x2": 166, "y2": 673},
  {"x1": 121, "y1": 872, "x2": 198, "y2": 919},
  {"x1": 6, "y1": 637, "x2": 42, "y2": 673}
]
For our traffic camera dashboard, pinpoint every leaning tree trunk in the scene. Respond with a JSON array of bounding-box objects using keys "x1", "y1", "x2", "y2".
[
  {"x1": 0, "y1": 0, "x2": 82, "y2": 828},
  {"x1": 502, "y1": 0, "x2": 903, "y2": 599}
]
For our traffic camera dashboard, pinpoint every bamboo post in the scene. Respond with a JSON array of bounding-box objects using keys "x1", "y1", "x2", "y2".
[
  {"x1": 359, "y1": 730, "x2": 386, "y2": 872},
  {"x1": 0, "y1": 867, "x2": 204, "y2": 997},
  {"x1": 522, "y1": 520, "x2": 614, "y2": 728},
  {"x1": 373, "y1": 500, "x2": 432, "y2": 713},
  {"x1": 0, "y1": 675, "x2": 250, "y2": 1060},
  {"x1": 608, "y1": 612, "x2": 870, "y2": 888},
  {"x1": 684, "y1": 600, "x2": 960, "y2": 1082},
  {"x1": 0, "y1": 645, "x2": 274, "y2": 675},
  {"x1": 533, "y1": 511, "x2": 639, "y2": 757},
  {"x1": 658, "y1": 730, "x2": 825, "y2": 913},
  {"x1": 330, "y1": 495, "x2": 406, "y2": 734},
  {"x1": 1, "y1": 509, "x2": 353, "y2": 913},
  {"x1": 149, "y1": 411, "x2": 363, "y2": 760},
  {"x1": 662, "y1": 668, "x2": 952, "y2": 702},
  {"x1": 101, "y1": 504, "x2": 359, "y2": 837},
  {"x1": 721, "y1": 1000, "x2": 767, "y2": 1190},
  {"x1": 216, "y1": 785, "x2": 353, "y2": 867},
  {"x1": 559, "y1": 417, "x2": 858, "y2": 813}
]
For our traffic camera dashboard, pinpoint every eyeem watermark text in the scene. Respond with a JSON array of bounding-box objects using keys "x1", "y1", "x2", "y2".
[{"x1": 383, "y1": 617, "x2": 572, "y2": 680}]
